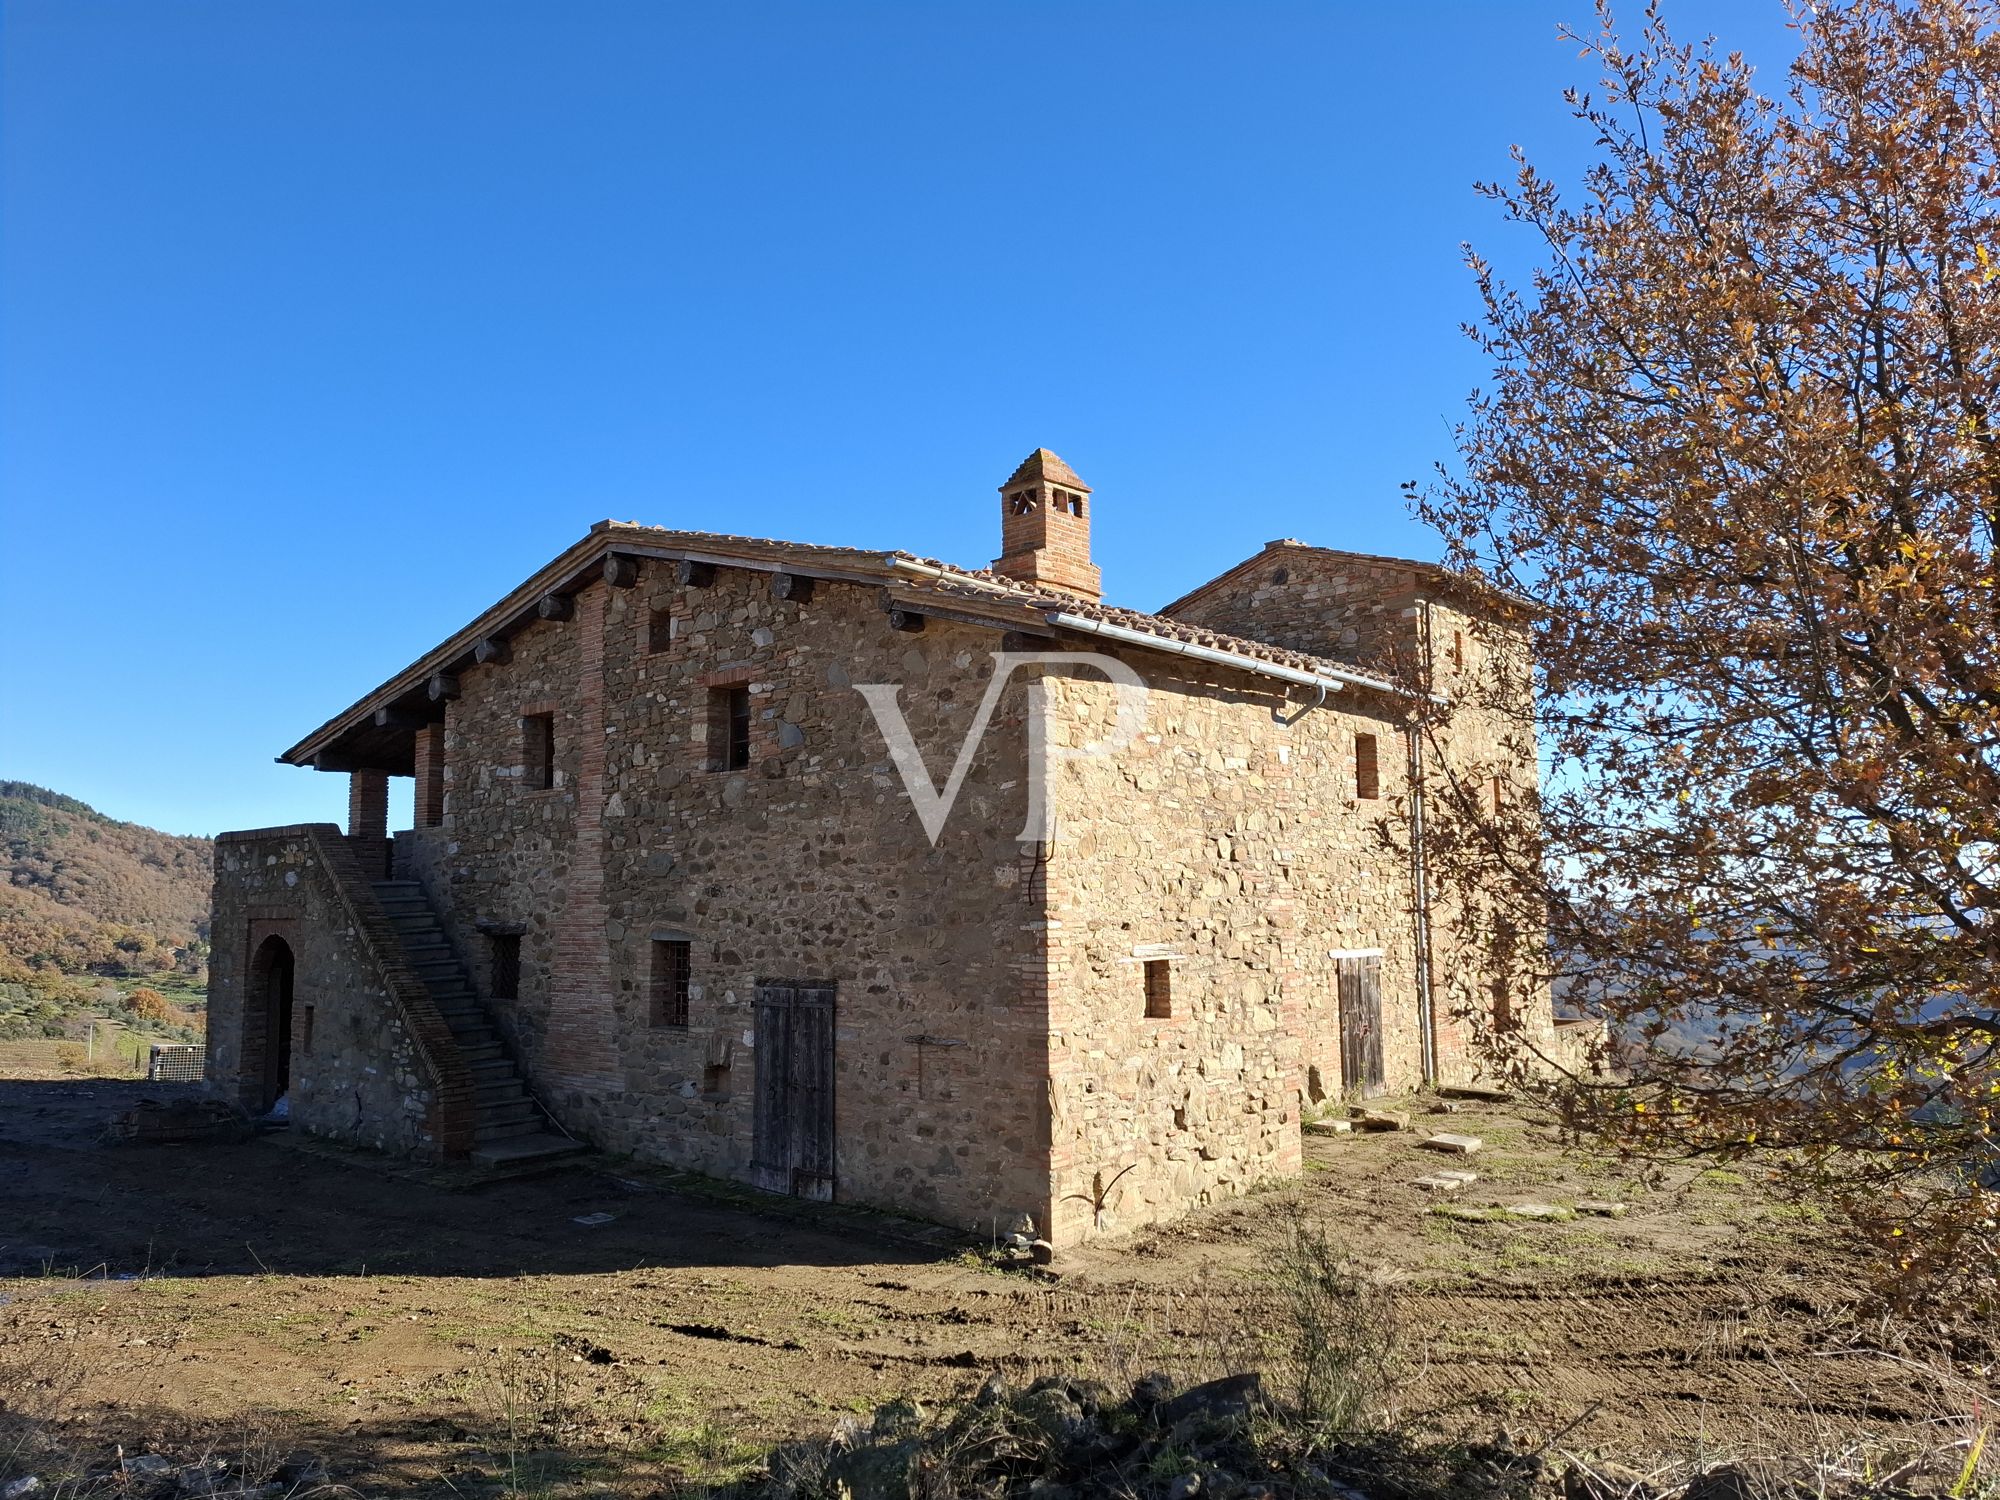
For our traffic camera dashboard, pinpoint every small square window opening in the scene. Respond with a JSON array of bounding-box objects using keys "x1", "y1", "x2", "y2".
[
  {"x1": 651, "y1": 939, "x2": 691, "y2": 1028},
  {"x1": 522, "y1": 713, "x2": 555, "y2": 791},
  {"x1": 489, "y1": 933, "x2": 521, "y2": 1000},
  {"x1": 707, "y1": 685, "x2": 751, "y2": 771}
]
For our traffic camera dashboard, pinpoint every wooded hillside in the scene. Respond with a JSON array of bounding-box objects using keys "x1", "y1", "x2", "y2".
[{"x1": 0, "y1": 782, "x2": 212, "y2": 980}]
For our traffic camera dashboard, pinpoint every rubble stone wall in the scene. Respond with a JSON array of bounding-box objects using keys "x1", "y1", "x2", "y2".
[
  {"x1": 1162, "y1": 547, "x2": 1428, "y2": 672},
  {"x1": 1039, "y1": 661, "x2": 1427, "y2": 1244},
  {"x1": 208, "y1": 825, "x2": 472, "y2": 1157},
  {"x1": 400, "y1": 570, "x2": 1056, "y2": 1235}
]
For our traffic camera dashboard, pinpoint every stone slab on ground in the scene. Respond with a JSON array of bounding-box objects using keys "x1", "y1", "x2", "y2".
[
  {"x1": 1353, "y1": 1109, "x2": 1411, "y2": 1132},
  {"x1": 1412, "y1": 1174, "x2": 1471, "y2": 1195},
  {"x1": 1577, "y1": 1199, "x2": 1629, "y2": 1218},
  {"x1": 1439, "y1": 1083, "x2": 1514, "y2": 1103},
  {"x1": 1504, "y1": 1203, "x2": 1576, "y2": 1222},
  {"x1": 1418, "y1": 1133, "x2": 1483, "y2": 1155},
  {"x1": 1305, "y1": 1118, "x2": 1353, "y2": 1135}
]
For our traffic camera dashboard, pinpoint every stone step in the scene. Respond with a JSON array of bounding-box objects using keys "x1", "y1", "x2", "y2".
[
  {"x1": 478, "y1": 1099, "x2": 541, "y2": 1127},
  {"x1": 459, "y1": 1042, "x2": 504, "y2": 1063},
  {"x1": 373, "y1": 881, "x2": 422, "y2": 893},
  {"x1": 470, "y1": 1131, "x2": 587, "y2": 1168},
  {"x1": 475, "y1": 1080, "x2": 528, "y2": 1106},
  {"x1": 474, "y1": 1115, "x2": 551, "y2": 1144}
]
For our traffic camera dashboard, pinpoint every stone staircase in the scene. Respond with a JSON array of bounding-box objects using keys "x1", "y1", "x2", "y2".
[{"x1": 371, "y1": 880, "x2": 586, "y2": 1168}]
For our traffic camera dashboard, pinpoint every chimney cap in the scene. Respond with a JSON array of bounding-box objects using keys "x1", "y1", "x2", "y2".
[{"x1": 1002, "y1": 448, "x2": 1090, "y2": 493}]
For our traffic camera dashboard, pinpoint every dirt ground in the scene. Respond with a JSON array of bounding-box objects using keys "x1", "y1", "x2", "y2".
[{"x1": 1, "y1": 1078, "x2": 1987, "y2": 1493}]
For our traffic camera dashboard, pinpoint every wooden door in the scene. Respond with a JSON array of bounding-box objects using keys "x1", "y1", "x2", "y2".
[
  {"x1": 752, "y1": 980, "x2": 837, "y2": 1200},
  {"x1": 1337, "y1": 956, "x2": 1385, "y2": 1097}
]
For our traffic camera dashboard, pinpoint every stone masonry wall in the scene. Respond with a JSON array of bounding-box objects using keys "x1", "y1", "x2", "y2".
[
  {"x1": 1162, "y1": 548, "x2": 1555, "y2": 1090},
  {"x1": 1163, "y1": 546, "x2": 1428, "y2": 672},
  {"x1": 1038, "y1": 660, "x2": 1426, "y2": 1245},
  {"x1": 208, "y1": 825, "x2": 472, "y2": 1157},
  {"x1": 399, "y1": 570, "x2": 1056, "y2": 1236},
  {"x1": 1414, "y1": 598, "x2": 1558, "y2": 1085}
]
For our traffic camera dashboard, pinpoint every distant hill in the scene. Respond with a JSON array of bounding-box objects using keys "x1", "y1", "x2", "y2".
[{"x1": 0, "y1": 782, "x2": 212, "y2": 981}]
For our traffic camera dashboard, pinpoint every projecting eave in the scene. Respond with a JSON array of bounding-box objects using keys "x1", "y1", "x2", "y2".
[
  {"x1": 281, "y1": 522, "x2": 1417, "y2": 776},
  {"x1": 277, "y1": 523, "x2": 915, "y2": 773}
]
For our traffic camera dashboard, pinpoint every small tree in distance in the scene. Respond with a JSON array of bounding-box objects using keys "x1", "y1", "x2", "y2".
[
  {"x1": 124, "y1": 987, "x2": 170, "y2": 1023},
  {"x1": 1420, "y1": 0, "x2": 2000, "y2": 1305}
]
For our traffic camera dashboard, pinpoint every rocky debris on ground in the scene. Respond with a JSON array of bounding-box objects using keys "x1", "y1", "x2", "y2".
[
  {"x1": 981, "y1": 1236, "x2": 1058, "y2": 1274},
  {"x1": 762, "y1": 1373, "x2": 1561, "y2": 1500},
  {"x1": 1305, "y1": 1118, "x2": 1353, "y2": 1135},
  {"x1": 1353, "y1": 1109, "x2": 1410, "y2": 1132},
  {"x1": 35, "y1": 1446, "x2": 332, "y2": 1500},
  {"x1": 1576, "y1": 1200, "x2": 1628, "y2": 1218},
  {"x1": 1418, "y1": 1133, "x2": 1482, "y2": 1155},
  {"x1": 1504, "y1": 1203, "x2": 1575, "y2": 1222},
  {"x1": 100, "y1": 1098, "x2": 254, "y2": 1147}
]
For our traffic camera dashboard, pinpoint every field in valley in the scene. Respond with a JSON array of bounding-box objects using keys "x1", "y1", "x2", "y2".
[{"x1": 1, "y1": 1077, "x2": 1991, "y2": 1496}]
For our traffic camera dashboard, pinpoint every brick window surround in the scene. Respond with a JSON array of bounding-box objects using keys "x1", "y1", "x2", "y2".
[{"x1": 1354, "y1": 732, "x2": 1380, "y2": 801}]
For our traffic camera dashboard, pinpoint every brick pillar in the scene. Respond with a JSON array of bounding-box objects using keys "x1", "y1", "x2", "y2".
[
  {"x1": 413, "y1": 726, "x2": 445, "y2": 828},
  {"x1": 347, "y1": 769, "x2": 390, "y2": 879},
  {"x1": 546, "y1": 583, "x2": 620, "y2": 1091}
]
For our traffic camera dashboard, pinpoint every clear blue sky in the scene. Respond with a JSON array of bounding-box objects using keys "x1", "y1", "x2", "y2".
[{"x1": 0, "y1": 1, "x2": 1797, "y2": 838}]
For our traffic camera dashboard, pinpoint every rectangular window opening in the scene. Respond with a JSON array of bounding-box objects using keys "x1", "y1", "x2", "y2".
[
  {"x1": 651, "y1": 939, "x2": 691, "y2": 1028},
  {"x1": 1450, "y1": 629, "x2": 1465, "y2": 671},
  {"x1": 489, "y1": 933, "x2": 521, "y2": 1000},
  {"x1": 522, "y1": 713, "x2": 555, "y2": 791},
  {"x1": 647, "y1": 607, "x2": 674, "y2": 654},
  {"x1": 708, "y1": 685, "x2": 751, "y2": 771},
  {"x1": 1143, "y1": 959, "x2": 1173, "y2": 1020},
  {"x1": 1354, "y1": 732, "x2": 1380, "y2": 801},
  {"x1": 702, "y1": 1062, "x2": 730, "y2": 1098}
]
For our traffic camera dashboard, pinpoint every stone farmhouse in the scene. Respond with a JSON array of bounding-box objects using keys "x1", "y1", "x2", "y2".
[{"x1": 206, "y1": 449, "x2": 1582, "y2": 1244}]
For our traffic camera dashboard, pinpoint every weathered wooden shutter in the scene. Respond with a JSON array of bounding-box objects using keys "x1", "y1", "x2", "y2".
[
  {"x1": 1337, "y1": 956, "x2": 1386, "y2": 1096},
  {"x1": 751, "y1": 979, "x2": 838, "y2": 1200},
  {"x1": 752, "y1": 981, "x2": 793, "y2": 1192},
  {"x1": 788, "y1": 984, "x2": 837, "y2": 1201}
]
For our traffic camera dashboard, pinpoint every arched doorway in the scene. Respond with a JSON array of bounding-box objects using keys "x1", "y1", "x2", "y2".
[{"x1": 247, "y1": 935, "x2": 295, "y2": 1113}]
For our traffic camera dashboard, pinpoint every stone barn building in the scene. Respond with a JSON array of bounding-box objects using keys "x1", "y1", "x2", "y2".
[{"x1": 206, "y1": 449, "x2": 1577, "y2": 1244}]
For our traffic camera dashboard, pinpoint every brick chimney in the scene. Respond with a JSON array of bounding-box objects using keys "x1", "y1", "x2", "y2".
[{"x1": 991, "y1": 448, "x2": 1101, "y2": 601}]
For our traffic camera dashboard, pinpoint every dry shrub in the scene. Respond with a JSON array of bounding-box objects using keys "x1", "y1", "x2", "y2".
[{"x1": 1267, "y1": 1205, "x2": 1402, "y2": 1433}]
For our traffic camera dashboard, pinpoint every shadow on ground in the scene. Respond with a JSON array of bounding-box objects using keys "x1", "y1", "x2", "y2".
[{"x1": 0, "y1": 1079, "x2": 946, "y2": 1280}]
